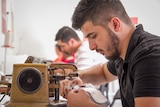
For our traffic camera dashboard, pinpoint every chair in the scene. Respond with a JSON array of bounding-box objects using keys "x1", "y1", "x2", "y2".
[
  {"x1": 110, "y1": 89, "x2": 121, "y2": 107},
  {"x1": 99, "y1": 83, "x2": 110, "y2": 106},
  {"x1": 99, "y1": 83, "x2": 109, "y2": 98}
]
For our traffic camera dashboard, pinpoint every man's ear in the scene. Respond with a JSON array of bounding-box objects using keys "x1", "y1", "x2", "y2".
[
  {"x1": 68, "y1": 38, "x2": 75, "y2": 46},
  {"x1": 110, "y1": 17, "x2": 120, "y2": 32}
]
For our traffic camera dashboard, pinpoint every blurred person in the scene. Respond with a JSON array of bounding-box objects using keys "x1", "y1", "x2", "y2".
[
  {"x1": 60, "y1": 0, "x2": 160, "y2": 107},
  {"x1": 55, "y1": 26, "x2": 107, "y2": 70},
  {"x1": 53, "y1": 43, "x2": 74, "y2": 63}
]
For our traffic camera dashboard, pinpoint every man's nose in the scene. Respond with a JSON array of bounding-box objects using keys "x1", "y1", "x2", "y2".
[{"x1": 88, "y1": 41, "x2": 96, "y2": 50}]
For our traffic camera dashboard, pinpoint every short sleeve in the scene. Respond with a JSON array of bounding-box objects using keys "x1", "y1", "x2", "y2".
[{"x1": 107, "y1": 61, "x2": 117, "y2": 76}]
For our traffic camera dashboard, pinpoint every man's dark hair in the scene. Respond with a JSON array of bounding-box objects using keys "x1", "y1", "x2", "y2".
[
  {"x1": 55, "y1": 26, "x2": 80, "y2": 43},
  {"x1": 72, "y1": 0, "x2": 132, "y2": 30},
  {"x1": 55, "y1": 43, "x2": 61, "y2": 51}
]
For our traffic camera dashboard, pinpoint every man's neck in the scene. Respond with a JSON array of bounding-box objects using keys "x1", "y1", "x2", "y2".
[{"x1": 120, "y1": 25, "x2": 136, "y2": 60}]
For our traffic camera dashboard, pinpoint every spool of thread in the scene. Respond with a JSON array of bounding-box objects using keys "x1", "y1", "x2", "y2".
[{"x1": 4, "y1": 30, "x2": 12, "y2": 47}]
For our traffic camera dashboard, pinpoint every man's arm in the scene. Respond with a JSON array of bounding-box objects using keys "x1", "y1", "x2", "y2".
[
  {"x1": 135, "y1": 97, "x2": 160, "y2": 107},
  {"x1": 79, "y1": 62, "x2": 117, "y2": 85}
]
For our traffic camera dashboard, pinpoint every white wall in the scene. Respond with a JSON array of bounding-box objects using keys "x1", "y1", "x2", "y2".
[
  {"x1": 121, "y1": 0, "x2": 160, "y2": 35},
  {"x1": 0, "y1": 0, "x2": 160, "y2": 73}
]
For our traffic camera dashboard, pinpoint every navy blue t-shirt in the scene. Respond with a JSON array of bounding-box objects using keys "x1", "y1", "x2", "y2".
[{"x1": 108, "y1": 24, "x2": 160, "y2": 107}]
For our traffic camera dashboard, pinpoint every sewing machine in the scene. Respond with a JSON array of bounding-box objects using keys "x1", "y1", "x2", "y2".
[{"x1": 2, "y1": 61, "x2": 78, "y2": 107}]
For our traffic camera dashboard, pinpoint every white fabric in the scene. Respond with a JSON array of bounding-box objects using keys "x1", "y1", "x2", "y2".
[
  {"x1": 74, "y1": 41, "x2": 107, "y2": 70},
  {"x1": 82, "y1": 87, "x2": 108, "y2": 104},
  {"x1": 0, "y1": 95, "x2": 10, "y2": 105},
  {"x1": 73, "y1": 84, "x2": 108, "y2": 104}
]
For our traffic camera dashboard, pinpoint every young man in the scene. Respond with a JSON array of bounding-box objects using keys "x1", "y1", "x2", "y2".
[{"x1": 61, "y1": 0, "x2": 160, "y2": 107}]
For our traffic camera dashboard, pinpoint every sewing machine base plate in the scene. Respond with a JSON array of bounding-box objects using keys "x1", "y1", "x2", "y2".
[{"x1": 5, "y1": 102, "x2": 67, "y2": 107}]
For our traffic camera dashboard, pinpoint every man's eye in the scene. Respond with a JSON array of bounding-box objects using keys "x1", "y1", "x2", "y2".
[
  {"x1": 59, "y1": 45, "x2": 64, "y2": 48},
  {"x1": 90, "y1": 34, "x2": 96, "y2": 39}
]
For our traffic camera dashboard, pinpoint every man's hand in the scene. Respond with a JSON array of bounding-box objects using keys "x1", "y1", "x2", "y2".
[
  {"x1": 60, "y1": 77, "x2": 83, "y2": 98},
  {"x1": 67, "y1": 89, "x2": 101, "y2": 107}
]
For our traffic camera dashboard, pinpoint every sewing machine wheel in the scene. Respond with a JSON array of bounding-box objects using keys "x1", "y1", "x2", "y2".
[{"x1": 17, "y1": 67, "x2": 42, "y2": 94}]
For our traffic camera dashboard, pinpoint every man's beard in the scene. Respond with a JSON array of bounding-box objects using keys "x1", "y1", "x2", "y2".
[
  {"x1": 105, "y1": 49, "x2": 119, "y2": 61},
  {"x1": 105, "y1": 28, "x2": 120, "y2": 61}
]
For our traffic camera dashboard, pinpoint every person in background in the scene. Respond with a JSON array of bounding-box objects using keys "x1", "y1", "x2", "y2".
[
  {"x1": 55, "y1": 26, "x2": 107, "y2": 70},
  {"x1": 53, "y1": 43, "x2": 74, "y2": 63},
  {"x1": 60, "y1": 0, "x2": 160, "y2": 107}
]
